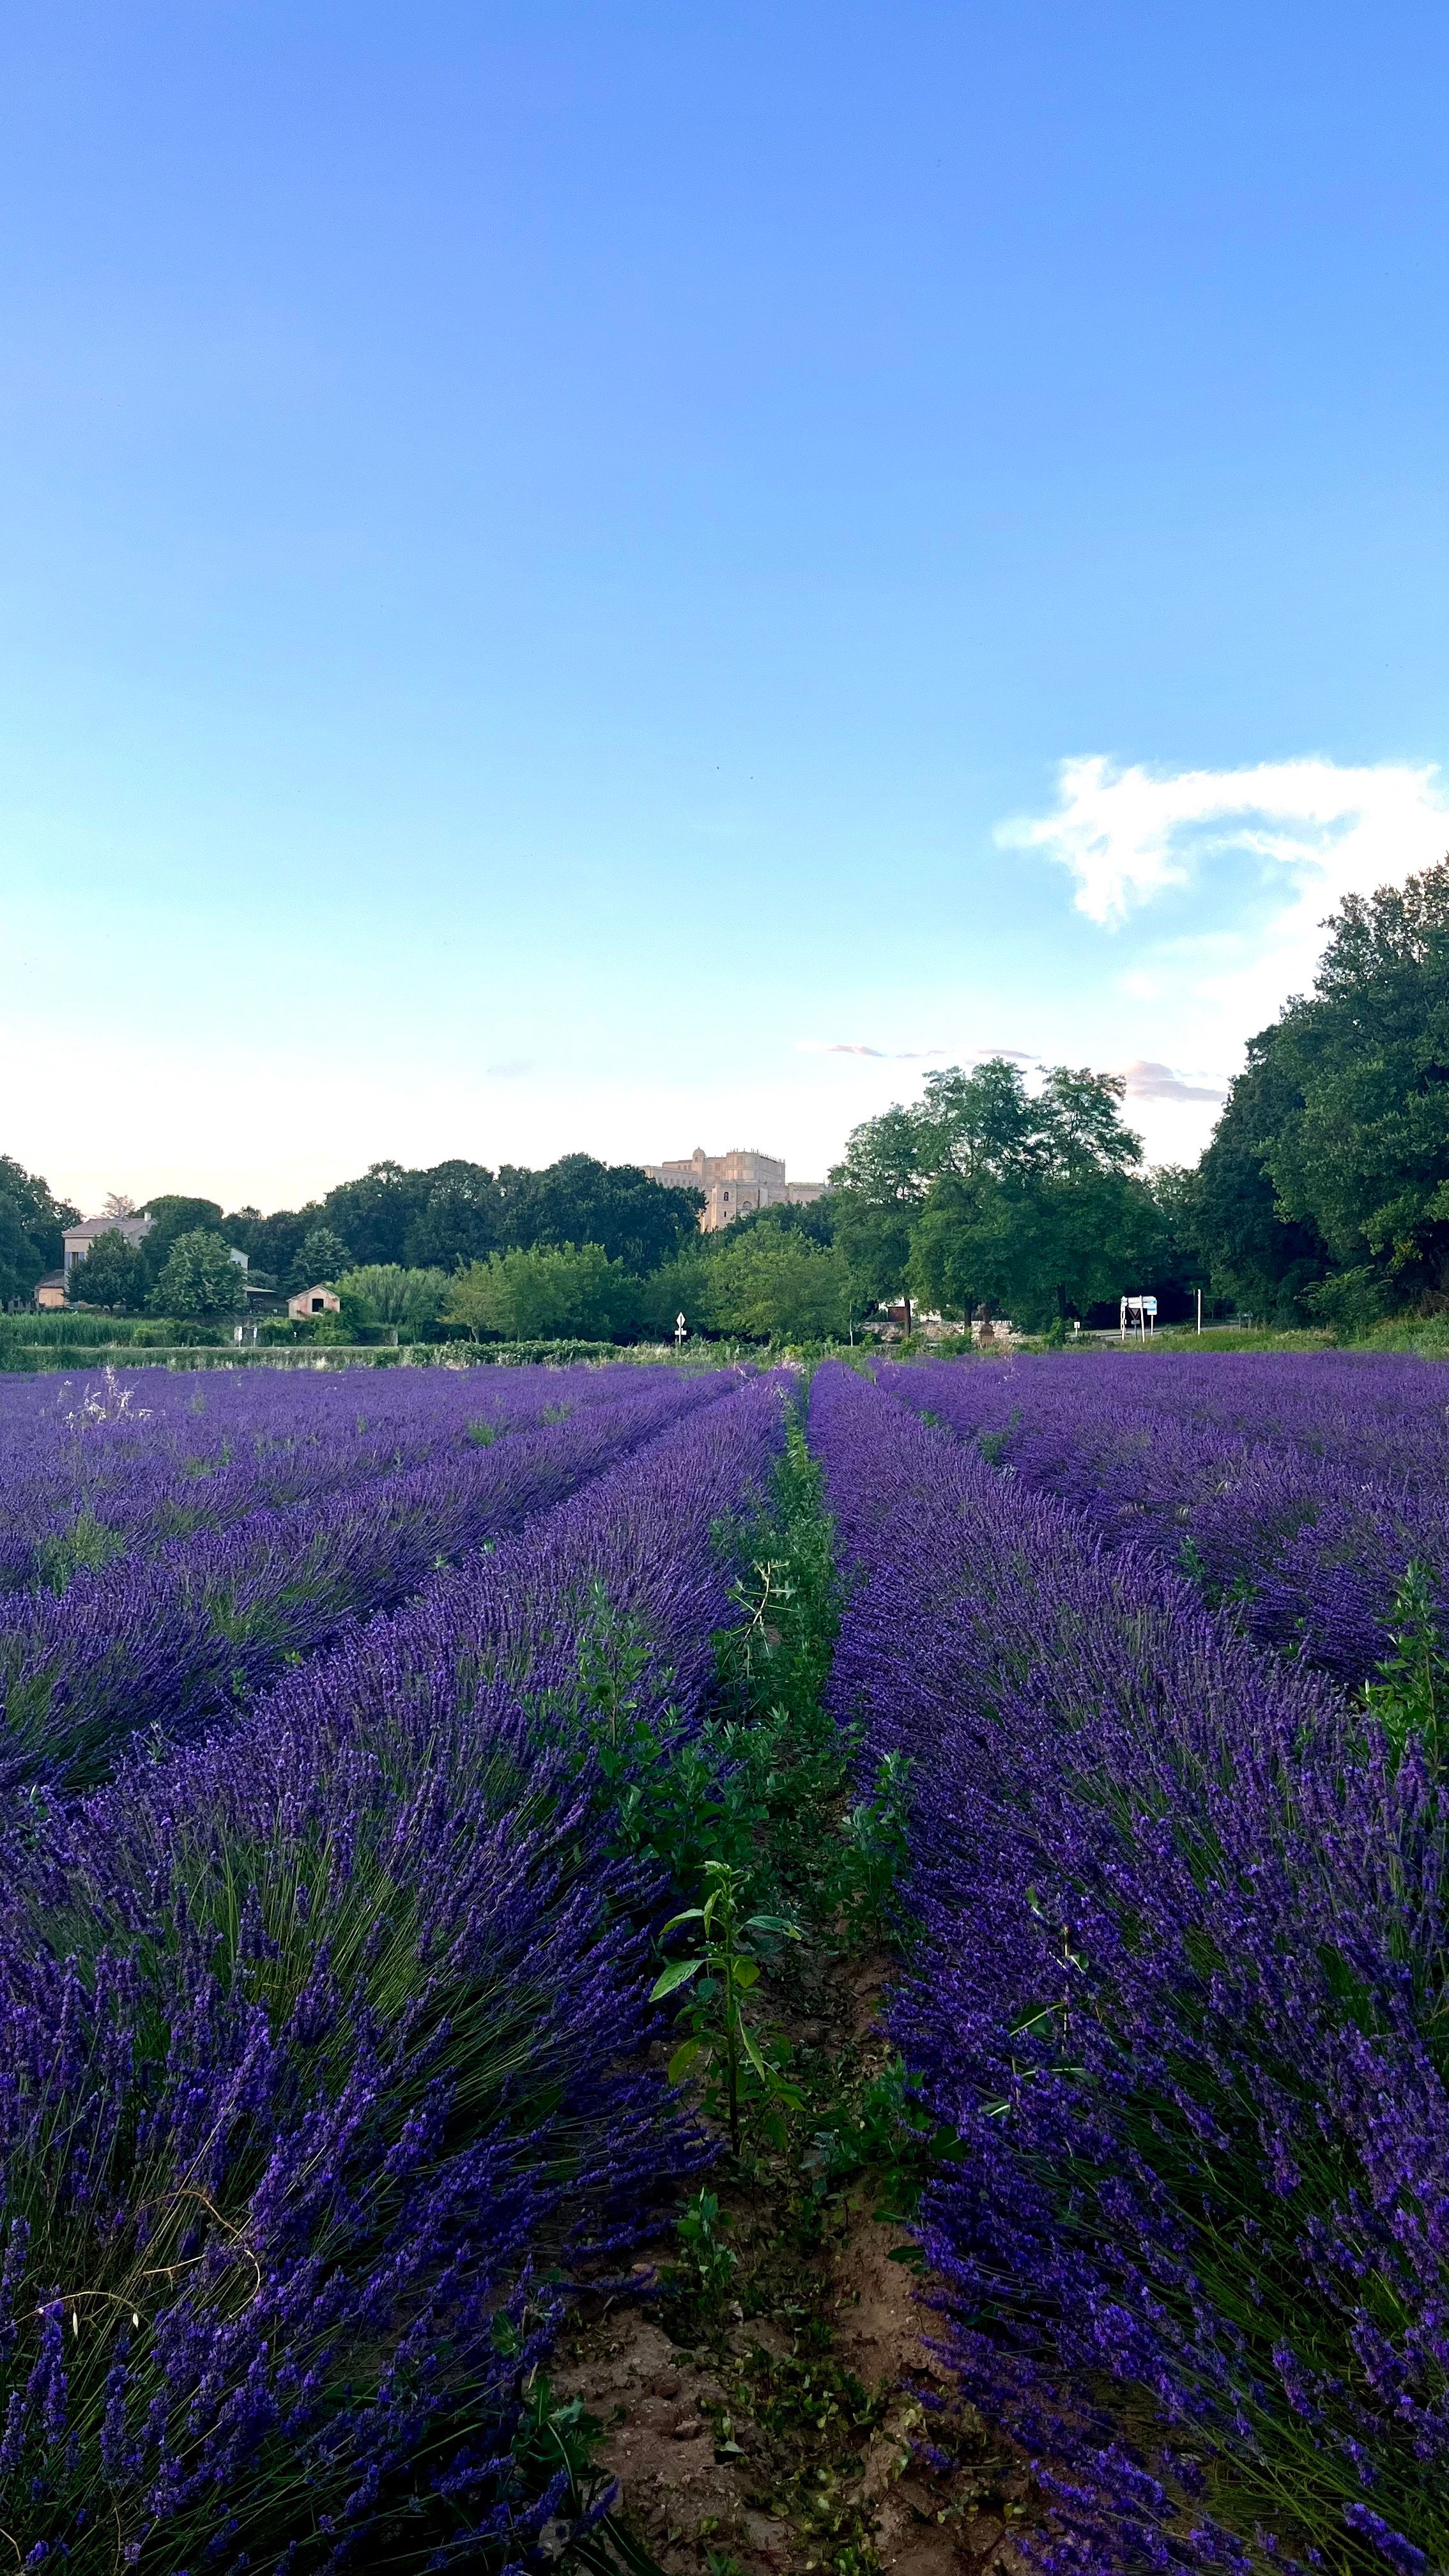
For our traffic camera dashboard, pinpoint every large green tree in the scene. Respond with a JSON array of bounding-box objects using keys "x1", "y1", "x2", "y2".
[
  {"x1": 1192, "y1": 1046, "x2": 1330, "y2": 1322},
  {"x1": 68, "y1": 1229, "x2": 146, "y2": 1312},
  {"x1": 0, "y1": 1155, "x2": 76, "y2": 1270},
  {"x1": 0, "y1": 1201, "x2": 44, "y2": 1307},
  {"x1": 1190, "y1": 857, "x2": 1449, "y2": 1322},
  {"x1": 1262, "y1": 862, "x2": 1449, "y2": 1305},
  {"x1": 445, "y1": 1244, "x2": 640, "y2": 1342},
  {"x1": 321, "y1": 1162, "x2": 434, "y2": 1267},
  {"x1": 288, "y1": 1227, "x2": 353, "y2": 1291},
  {"x1": 834, "y1": 1058, "x2": 1163, "y2": 1329},
  {"x1": 334, "y1": 1265, "x2": 450, "y2": 1335},
  {"x1": 139, "y1": 1197, "x2": 227, "y2": 1287},
  {"x1": 682, "y1": 1229, "x2": 853, "y2": 1342},
  {"x1": 0, "y1": 1154, "x2": 77, "y2": 1303},
  {"x1": 149, "y1": 1230, "x2": 247, "y2": 1321},
  {"x1": 505, "y1": 1154, "x2": 702, "y2": 1273},
  {"x1": 403, "y1": 1167, "x2": 503, "y2": 1269}
]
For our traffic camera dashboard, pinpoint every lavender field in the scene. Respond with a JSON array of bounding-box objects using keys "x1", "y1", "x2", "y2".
[
  {"x1": 1, "y1": 1351, "x2": 1445, "y2": 2574},
  {"x1": 819, "y1": 1354, "x2": 1449, "y2": 2576},
  {"x1": 0, "y1": 1360, "x2": 790, "y2": 2569}
]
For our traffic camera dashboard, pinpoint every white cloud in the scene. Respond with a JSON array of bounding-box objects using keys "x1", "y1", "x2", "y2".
[
  {"x1": 796, "y1": 1040, "x2": 944, "y2": 1060},
  {"x1": 999, "y1": 754, "x2": 1449, "y2": 930},
  {"x1": 1119, "y1": 1059, "x2": 1227, "y2": 1104}
]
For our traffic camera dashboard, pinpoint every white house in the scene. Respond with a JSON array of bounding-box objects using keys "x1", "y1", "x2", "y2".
[{"x1": 63, "y1": 1213, "x2": 153, "y2": 1278}]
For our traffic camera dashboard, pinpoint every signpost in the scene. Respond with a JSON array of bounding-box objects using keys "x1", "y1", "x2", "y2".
[
  {"x1": 675, "y1": 1312, "x2": 687, "y2": 1349},
  {"x1": 1121, "y1": 1294, "x2": 1158, "y2": 1341}
]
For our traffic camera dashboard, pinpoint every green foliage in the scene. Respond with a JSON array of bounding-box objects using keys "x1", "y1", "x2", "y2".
[
  {"x1": 665, "y1": 2189, "x2": 739, "y2": 2320},
  {"x1": 289, "y1": 1225, "x2": 352, "y2": 1291},
  {"x1": 0, "y1": 1154, "x2": 75, "y2": 1303},
  {"x1": 148, "y1": 1230, "x2": 247, "y2": 1321},
  {"x1": 334, "y1": 1262, "x2": 450, "y2": 1335},
  {"x1": 309, "y1": 1153, "x2": 700, "y2": 1278},
  {"x1": 686, "y1": 1231, "x2": 854, "y2": 1344},
  {"x1": 66, "y1": 1229, "x2": 146, "y2": 1313},
  {"x1": 36, "y1": 1510, "x2": 128, "y2": 1596},
  {"x1": 800, "y1": 2050, "x2": 965, "y2": 2233},
  {"x1": 1194, "y1": 859, "x2": 1449, "y2": 1322},
  {"x1": 1363, "y1": 1560, "x2": 1449, "y2": 1776},
  {"x1": 505, "y1": 1152, "x2": 702, "y2": 1275},
  {"x1": 1193, "y1": 1041, "x2": 1332, "y2": 1322},
  {"x1": 0, "y1": 1199, "x2": 47, "y2": 1307},
  {"x1": 445, "y1": 1243, "x2": 642, "y2": 1342},
  {"x1": 830, "y1": 1055, "x2": 1178, "y2": 1330},
  {"x1": 569, "y1": 1411, "x2": 902, "y2": 2180},
  {"x1": 138, "y1": 1196, "x2": 226, "y2": 1284},
  {"x1": 652, "y1": 1861, "x2": 803, "y2": 2152},
  {"x1": 839, "y1": 1752, "x2": 913, "y2": 1942}
]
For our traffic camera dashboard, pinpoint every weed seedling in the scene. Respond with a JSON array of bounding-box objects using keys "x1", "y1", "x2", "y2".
[
  {"x1": 1365, "y1": 1558, "x2": 1448, "y2": 1774},
  {"x1": 653, "y1": 1860, "x2": 802, "y2": 2152}
]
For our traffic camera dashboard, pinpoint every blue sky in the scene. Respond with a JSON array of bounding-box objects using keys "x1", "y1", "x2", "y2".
[{"x1": 3, "y1": 1, "x2": 1446, "y2": 1213}]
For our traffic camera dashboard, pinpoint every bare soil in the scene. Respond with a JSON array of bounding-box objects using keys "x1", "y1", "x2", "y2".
[{"x1": 554, "y1": 1950, "x2": 1034, "y2": 2576}]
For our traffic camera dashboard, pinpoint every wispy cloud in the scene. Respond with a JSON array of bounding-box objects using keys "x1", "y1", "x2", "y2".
[
  {"x1": 1120, "y1": 1058, "x2": 1227, "y2": 1105},
  {"x1": 999, "y1": 755, "x2": 1449, "y2": 929},
  {"x1": 796, "y1": 1040, "x2": 944, "y2": 1060},
  {"x1": 484, "y1": 1058, "x2": 533, "y2": 1080}
]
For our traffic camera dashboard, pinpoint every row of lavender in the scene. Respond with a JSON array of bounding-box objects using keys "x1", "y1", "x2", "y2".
[
  {"x1": 0, "y1": 1362, "x2": 662, "y2": 1593},
  {"x1": 811, "y1": 1363, "x2": 1447, "y2": 2576},
  {"x1": 885, "y1": 1350, "x2": 1449, "y2": 1687},
  {"x1": 0, "y1": 1365, "x2": 730, "y2": 1790},
  {"x1": 0, "y1": 1366, "x2": 791, "y2": 2570}
]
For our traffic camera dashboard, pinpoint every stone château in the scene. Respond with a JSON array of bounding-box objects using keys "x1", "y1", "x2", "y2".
[{"x1": 646, "y1": 1148, "x2": 827, "y2": 1233}]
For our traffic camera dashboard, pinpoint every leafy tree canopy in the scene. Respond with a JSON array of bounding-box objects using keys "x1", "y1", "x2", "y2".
[
  {"x1": 503, "y1": 1153, "x2": 702, "y2": 1273},
  {"x1": 691, "y1": 1230, "x2": 853, "y2": 1343},
  {"x1": 68, "y1": 1229, "x2": 146, "y2": 1313},
  {"x1": 140, "y1": 1197, "x2": 227, "y2": 1281},
  {"x1": 149, "y1": 1230, "x2": 247, "y2": 1321},
  {"x1": 444, "y1": 1244, "x2": 640, "y2": 1342},
  {"x1": 334, "y1": 1265, "x2": 450, "y2": 1334},
  {"x1": 289, "y1": 1227, "x2": 353, "y2": 1292},
  {"x1": 0, "y1": 1156, "x2": 77, "y2": 1277},
  {"x1": 403, "y1": 1167, "x2": 502, "y2": 1271},
  {"x1": 832, "y1": 1058, "x2": 1161, "y2": 1328},
  {"x1": 0, "y1": 1201, "x2": 45, "y2": 1308},
  {"x1": 1190, "y1": 858, "x2": 1449, "y2": 1322}
]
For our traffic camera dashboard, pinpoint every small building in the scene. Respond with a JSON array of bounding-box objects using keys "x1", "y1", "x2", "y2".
[
  {"x1": 288, "y1": 1285, "x2": 342, "y2": 1320},
  {"x1": 63, "y1": 1213, "x2": 153, "y2": 1279},
  {"x1": 646, "y1": 1147, "x2": 827, "y2": 1233},
  {"x1": 34, "y1": 1272, "x2": 67, "y2": 1311}
]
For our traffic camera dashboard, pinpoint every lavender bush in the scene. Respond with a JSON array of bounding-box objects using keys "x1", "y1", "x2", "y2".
[
  {"x1": 811, "y1": 1361, "x2": 1449, "y2": 2575},
  {"x1": 887, "y1": 1350, "x2": 1449, "y2": 1689},
  {"x1": 0, "y1": 1372, "x2": 790, "y2": 2568},
  {"x1": 0, "y1": 1363, "x2": 684, "y2": 1595},
  {"x1": 0, "y1": 1367, "x2": 730, "y2": 1788}
]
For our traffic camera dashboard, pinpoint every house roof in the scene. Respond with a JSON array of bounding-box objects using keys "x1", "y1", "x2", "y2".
[{"x1": 65, "y1": 1215, "x2": 151, "y2": 1241}]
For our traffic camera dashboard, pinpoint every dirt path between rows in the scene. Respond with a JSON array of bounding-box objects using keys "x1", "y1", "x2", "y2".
[{"x1": 555, "y1": 1954, "x2": 1035, "y2": 2576}]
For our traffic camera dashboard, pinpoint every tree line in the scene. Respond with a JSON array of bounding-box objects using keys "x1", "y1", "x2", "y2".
[{"x1": 9, "y1": 852, "x2": 1449, "y2": 1342}]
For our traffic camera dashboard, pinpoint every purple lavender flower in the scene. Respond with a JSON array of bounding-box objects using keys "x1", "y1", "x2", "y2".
[
  {"x1": 0, "y1": 1368, "x2": 790, "y2": 2568},
  {"x1": 0, "y1": 1364, "x2": 735, "y2": 1788},
  {"x1": 810, "y1": 1361, "x2": 1449, "y2": 2574}
]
